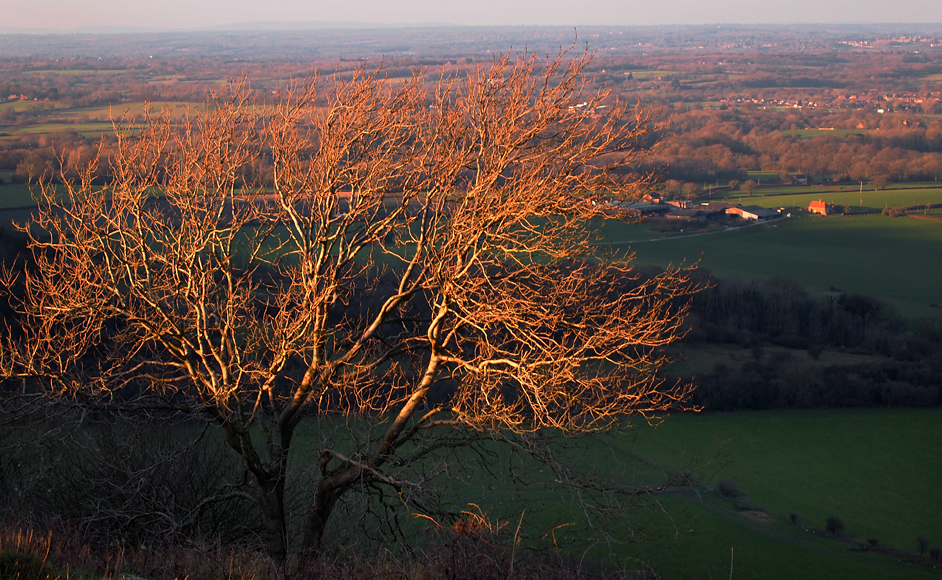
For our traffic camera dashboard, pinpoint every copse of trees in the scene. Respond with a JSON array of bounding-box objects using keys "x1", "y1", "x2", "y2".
[
  {"x1": 670, "y1": 274, "x2": 942, "y2": 411},
  {"x1": 687, "y1": 277, "x2": 905, "y2": 353}
]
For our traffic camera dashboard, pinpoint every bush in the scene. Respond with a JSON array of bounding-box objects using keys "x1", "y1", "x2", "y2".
[
  {"x1": 1, "y1": 420, "x2": 253, "y2": 548},
  {"x1": 882, "y1": 207, "x2": 906, "y2": 217},
  {"x1": 931, "y1": 547, "x2": 941, "y2": 563},
  {"x1": 825, "y1": 516, "x2": 844, "y2": 536},
  {"x1": 717, "y1": 479, "x2": 742, "y2": 498}
]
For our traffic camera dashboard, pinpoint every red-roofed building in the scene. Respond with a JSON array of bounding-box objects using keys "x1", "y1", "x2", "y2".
[{"x1": 809, "y1": 200, "x2": 829, "y2": 215}]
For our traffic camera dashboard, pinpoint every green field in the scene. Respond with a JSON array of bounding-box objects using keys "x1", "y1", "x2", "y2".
[
  {"x1": 12, "y1": 122, "x2": 116, "y2": 135},
  {"x1": 626, "y1": 70, "x2": 678, "y2": 79},
  {"x1": 621, "y1": 409, "x2": 942, "y2": 578},
  {"x1": 0, "y1": 183, "x2": 36, "y2": 208},
  {"x1": 64, "y1": 101, "x2": 200, "y2": 121},
  {"x1": 719, "y1": 184, "x2": 942, "y2": 211},
  {"x1": 601, "y1": 214, "x2": 942, "y2": 318},
  {"x1": 0, "y1": 101, "x2": 202, "y2": 138},
  {"x1": 0, "y1": 101, "x2": 56, "y2": 113},
  {"x1": 459, "y1": 409, "x2": 942, "y2": 579}
]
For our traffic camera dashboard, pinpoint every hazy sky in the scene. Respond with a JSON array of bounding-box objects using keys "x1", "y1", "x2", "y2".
[{"x1": 4, "y1": 0, "x2": 942, "y2": 31}]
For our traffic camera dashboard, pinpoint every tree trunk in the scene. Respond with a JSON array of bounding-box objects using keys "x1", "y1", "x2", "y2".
[
  {"x1": 301, "y1": 473, "x2": 351, "y2": 554},
  {"x1": 255, "y1": 472, "x2": 288, "y2": 562}
]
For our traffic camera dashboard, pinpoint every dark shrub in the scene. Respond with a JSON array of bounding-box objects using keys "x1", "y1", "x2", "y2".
[
  {"x1": 717, "y1": 479, "x2": 741, "y2": 498},
  {"x1": 826, "y1": 516, "x2": 844, "y2": 536},
  {"x1": 918, "y1": 536, "x2": 928, "y2": 556}
]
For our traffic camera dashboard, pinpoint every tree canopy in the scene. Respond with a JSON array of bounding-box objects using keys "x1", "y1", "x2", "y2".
[{"x1": 2, "y1": 50, "x2": 698, "y2": 560}]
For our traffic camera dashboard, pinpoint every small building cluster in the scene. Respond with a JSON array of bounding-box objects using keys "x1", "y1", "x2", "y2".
[
  {"x1": 725, "y1": 205, "x2": 781, "y2": 221},
  {"x1": 605, "y1": 195, "x2": 788, "y2": 224}
]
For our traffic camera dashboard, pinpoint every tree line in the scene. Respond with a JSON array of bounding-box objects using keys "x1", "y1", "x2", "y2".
[{"x1": 672, "y1": 274, "x2": 942, "y2": 411}]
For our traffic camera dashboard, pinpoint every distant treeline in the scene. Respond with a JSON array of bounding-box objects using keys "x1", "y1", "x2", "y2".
[
  {"x1": 653, "y1": 119, "x2": 942, "y2": 186},
  {"x1": 675, "y1": 274, "x2": 942, "y2": 411}
]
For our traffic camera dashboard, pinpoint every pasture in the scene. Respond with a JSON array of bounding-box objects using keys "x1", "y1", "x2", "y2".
[
  {"x1": 602, "y1": 213, "x2": 942, "y2": 318},
  {"x1": 0, "y1": 100, "x2": 60, "y2": 113},
  {"x1": 457, "y1": 409, "x2": 942, "y2": 579},
  {"x1": 12, "y1": 122, "x2": 116, "y2": 136},
  {"x1": 626, "y1": 70, "x2": 678, "y2": 79},
  {"x1": 0, "y1": 183, "x2": 36, "y2": 209},
  {"x1": 719, "y1": 183, "x2": 942, "y2": 211},
  {"x1": 65, "y1": 101, "x2": 201, "y2": 121}
]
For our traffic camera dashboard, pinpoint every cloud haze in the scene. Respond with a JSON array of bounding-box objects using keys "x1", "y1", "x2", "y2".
[{"x1": 3, "y1": 0, "x2": 941, "y2": 31}]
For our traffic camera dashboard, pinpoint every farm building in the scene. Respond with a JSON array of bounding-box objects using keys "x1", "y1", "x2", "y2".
[
  {"x1": 808, "y1": 200, "x2": 830, "y2": 215},
  {"x1": 666, "y1": 208, "x2": 707, "y2": 222},
  {"x1": 699, "y1": 201, "x2": 740, "y2": 212},
  {"x1": 725, "y1": 205, "x2": 781, "y2": 221},
  {"x1": 624, "y1": 201, "x2": 670, "y2": 215}
]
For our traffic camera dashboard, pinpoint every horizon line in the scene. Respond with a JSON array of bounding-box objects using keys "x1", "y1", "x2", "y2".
[{"x1": 4, "y1": 21, "x2": 942, "y2": 36}]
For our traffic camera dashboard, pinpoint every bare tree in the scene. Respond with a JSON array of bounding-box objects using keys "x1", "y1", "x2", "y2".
[
  {"x1": 871, "y1": 174, "x2": 891, "y2": 191},
  {"x1": 741, "y1": 179, "x2": 757, "y2": 197},
  {"x1": 2, "y1": 51, "x2": 698, "y2": 560}
]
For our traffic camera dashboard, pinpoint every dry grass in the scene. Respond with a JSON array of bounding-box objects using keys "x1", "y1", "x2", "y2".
[{"x1": 0, "y1": 515, "x2": 651, "y2": 580}]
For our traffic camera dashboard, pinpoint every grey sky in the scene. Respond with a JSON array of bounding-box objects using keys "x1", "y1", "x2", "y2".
[{"x1": 3, "y1": 0, "x2": 942, "y2": 31}]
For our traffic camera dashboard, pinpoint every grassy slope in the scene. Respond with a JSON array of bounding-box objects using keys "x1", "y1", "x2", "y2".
[
  {"x1": 613, "y1": 409, "x2": 942, "y2": 578},
  {"x1": 625, "y1": 410, "x2": 942, "y2": 548},
  {"x1": 455, "y1": 409, "x2": 942, "y2": 579},
  {"x1": 0, "y1": 184, "x2": 36, "y2": 208},
  {"x1": 602, "y1": 214, "x2": 942, "y2": 318}
]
